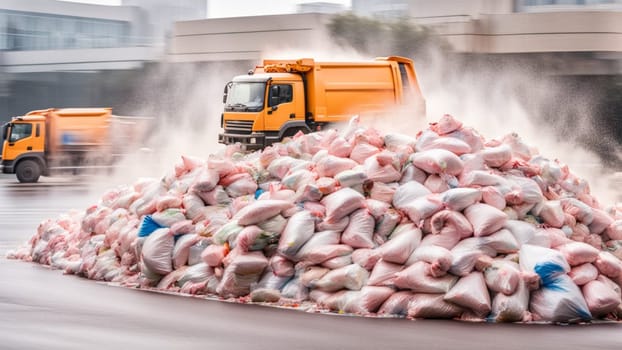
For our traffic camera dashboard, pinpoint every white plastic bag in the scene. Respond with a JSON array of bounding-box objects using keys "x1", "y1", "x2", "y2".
[
  {"x1": 141, "y1": 228, "x2": 174, "y2": 275},
  {"x1": 519, "y1": 244, "x2": 570, "y2": 285},
  {"x1": 277, "y1": 210, "x2": 317, "y2": 259},
  {"x1": 529, "y1": 274, "x2": 591, "y2": 323}
]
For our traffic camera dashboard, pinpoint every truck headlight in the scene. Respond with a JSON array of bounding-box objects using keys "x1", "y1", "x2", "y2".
[{"x1": 250, "y1": 138, "x2": 256, "y2": 144}]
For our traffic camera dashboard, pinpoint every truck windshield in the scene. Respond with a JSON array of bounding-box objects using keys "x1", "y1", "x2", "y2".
[
  {"x1": 225, "y1": 82, "x2": 266, "y2": 112},
  {"x1": 9, "y1": 123, "x2": 32, "y2": 143}
]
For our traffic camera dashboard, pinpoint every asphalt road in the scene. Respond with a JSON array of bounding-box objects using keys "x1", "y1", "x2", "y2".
[{"x1": 1, "y1": 173, "x2": 621, "y2": 350}]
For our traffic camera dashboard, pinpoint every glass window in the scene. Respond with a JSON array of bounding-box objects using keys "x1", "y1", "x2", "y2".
[
  {"x1": 226, "y1": 82, "x2": 266, "y2": 112},
  {"x1": 9, "y1": 123, "x2": 32, "y2": 142},
  {"x1": 269, "y1": 84, "x2": 293, "y2": 107}
]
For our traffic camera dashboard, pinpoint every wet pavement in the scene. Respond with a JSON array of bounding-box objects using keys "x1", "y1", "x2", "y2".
[{"x1": 1, "y1": 174, "x2": 621, "y2": 350}]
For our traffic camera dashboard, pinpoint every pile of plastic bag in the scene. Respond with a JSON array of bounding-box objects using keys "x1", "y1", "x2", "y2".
[{"x1": 9, "y1": 114, "x2": 622, "y2": 323}]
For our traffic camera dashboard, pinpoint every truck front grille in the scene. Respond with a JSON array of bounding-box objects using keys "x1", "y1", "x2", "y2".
[{"x1": 225, "y1": 120, "x2": 254, "y2": 135}]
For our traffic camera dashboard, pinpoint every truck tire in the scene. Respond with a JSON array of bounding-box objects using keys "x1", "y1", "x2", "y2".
[{"x1": 16, "y1": 160, "x2": 41, "y2": 183}]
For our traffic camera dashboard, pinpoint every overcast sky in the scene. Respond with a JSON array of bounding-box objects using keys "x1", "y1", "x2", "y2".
[{"x1": 60, "y1": 0, "x2": 352, "y2": 18}]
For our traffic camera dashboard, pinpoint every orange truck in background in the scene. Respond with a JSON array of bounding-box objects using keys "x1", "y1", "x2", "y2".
[
  {"x1": 1, "y1": 108, "x2": 150, "y2": 183},
  {"x1": 218, "y1": 56, "x2": 425, "y2": 150}
]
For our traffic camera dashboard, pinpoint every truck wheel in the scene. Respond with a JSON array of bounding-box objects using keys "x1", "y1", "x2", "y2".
[{"x1": 16, "y1": 160, "x2": 41, "y2": 183}]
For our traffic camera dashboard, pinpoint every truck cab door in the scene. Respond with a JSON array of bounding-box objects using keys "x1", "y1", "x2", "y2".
[
  {"x1": 264, "y1": 82, "x2": 304, "y2": 133},
  {"x1": 3, "y1": 122, "x2": 35, "y2": 161}
]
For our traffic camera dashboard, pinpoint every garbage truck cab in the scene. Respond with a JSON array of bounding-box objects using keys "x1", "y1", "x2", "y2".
[
  {"x1": 1, "y1": 108, "x2": 126, "y2": 183},
  {"x1": 218, "y1": 56, "x2": 425, "y2": 150}
]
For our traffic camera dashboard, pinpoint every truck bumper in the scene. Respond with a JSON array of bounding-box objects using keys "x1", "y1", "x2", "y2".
[
  {"x1": 0, "y1": 159, "x2": 14, "y2": 173},
  {"x1": 218, "y1": 132, "x2": 272, "y2": 151}
]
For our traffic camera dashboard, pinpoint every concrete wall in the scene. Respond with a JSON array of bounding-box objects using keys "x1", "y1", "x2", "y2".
[
  {"x1": 434, "y1": 11, "x2": 622, "y2": 59},
  {"x1": 169, "y1": 13, "x2": 332, "y2": 62}
]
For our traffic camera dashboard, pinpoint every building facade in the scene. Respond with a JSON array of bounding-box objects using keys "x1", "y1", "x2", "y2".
[{"x1": 0, "y1": 0, "x2": 207, "y2": 137}]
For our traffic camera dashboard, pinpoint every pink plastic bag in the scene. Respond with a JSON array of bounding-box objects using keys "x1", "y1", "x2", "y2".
[
  {"x1": 430, "y1": 210, "x2": 473, "y2": 239},
  {"x1": 321, "y1": 188, "x2": 366, "y2": 223},
  {"x1": 172, "y1": 233, "x2": 200, "y2": 269},
  {"x1": 340, "y1": 286, "x2": 395, "y2": 314},
  {"x1": 533, "y1": 200, "x2": 565, "y2": 228},
  {"x1": 464, "y1": 203, "x2": 508, "y2": 237},
  {"x1": 379, "y1": 223, "x2": 422, "y2": 264},
  {"x1": 351, "y1": 248, "x2": 382, "y2": 270},
  {"x1": 367, "y1": 259, "x2": 403, "y2": 286},
  {"x1": 328, "y1": 136, "x2": 353, "y2": 158},
  {"x1": 582, "y1": 278, "x2": 622, "y2": 317},
  {"x1": 201, "y1": 243, "x2": 229, "y2": 267},
  {"x1": 316, "y1": 155, "x2": 358, "y2": 178},
  {"x1": 483, "y1": 260, "x2": 520, "y2": 295},
  {"x1": 444, "y1": 272, "x2": 491, "y2": 318},
  {"x1": 341, "y1": 209, "x2": 375, "y2": 249},
  {"x1": 216, "y1": 251, "x2": 268, "y2": 298},
  {"x1": 429, "y1": 114, "x2": 463, "y2": 135},
  {"x1": 594, "y1": 251, "x2": 622, "y2": 278},
  {"x1": 350, "y1": 143, "x2": 381, "y2": 164},
  {"x1": 558, "y1": 242, "x2": 600, "y2": 266},
  {"x1": 313, "y1": 264, "x2": 369, "y2": 292},
  {"x1": 406, "y1": 245, "x2": 453, "y2": 277},
  {"x1": 299, "y1": 244, "x2": 353, "y2": 265},
  {"x1": 568, "y1": 263, "x2": 598, "y2": 286},
  {"x1": 408, "y1": 293, "x2": 463, "y2": 319},
  {"x1": 364, "y1": 154, "x2": 401, "y2": 183},
  {"x1": 392, "y1": 181, "x2": 431, "y2": 209},
  {"x1": 400, "y1": 194, "x2": 444, "y2": 224},
  {"x1": 607, "y1": 220, "x2": 622, "y2": 240},
  {"x1": 233, "y1": 199, "x2": 293, "y2": 226},
  {"x1": 368, "y1": 182, "x2": 397, "y2": 203},
  {"x1": 410, "y1": 149, "x2": 464, "y2": 176},
  {"x1": 589, "y1": 209, "x2": 615, "y2": 235},
  {"x1": 378, "y1": 291, "x2": 414, "y2": 316},
  {"x1": 394, "y1": 261, "x2": 458, "y2": 293},
  {"x1": 423, "y1": 174, "x2": 450, "y2": 193},
  {"x1": 481, "y1": 144, "x2": 512, "y2": 168},
  {"x1": 489, "y1": 279, "x2": 530, "y2": 323},
  {"x1": 481, "y1": 186, "x2": 506, "y2": 210},
  {"x1": 399, "y1": 164, "x2": 427, "y2": 184},
  {"x1": 191, "y1": 168, "x2": 220, "y2": 192}
]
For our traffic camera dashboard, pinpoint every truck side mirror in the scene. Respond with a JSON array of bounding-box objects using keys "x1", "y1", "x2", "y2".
[
  {"x1": 2, "y1": 123, "x2": 7, "y2": 140},
  {"x1": 269, "y1": 85, "x2": 281, "y2": 107},
  {"x1": 223, "y1": 82, "x2": 232, "y2": 104}
]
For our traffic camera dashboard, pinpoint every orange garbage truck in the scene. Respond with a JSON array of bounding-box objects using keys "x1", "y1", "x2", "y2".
[
  {"x1": 218, "y1": 56, "x2": 425, "y2": 150},
  {"x1": 1, "y1": 108, "x2": 150, "y2": 183}
]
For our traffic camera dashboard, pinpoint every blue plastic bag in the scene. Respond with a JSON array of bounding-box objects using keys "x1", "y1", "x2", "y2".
[{"x1": 137, "y1": 215, "x2": 165, "y2": 238}]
